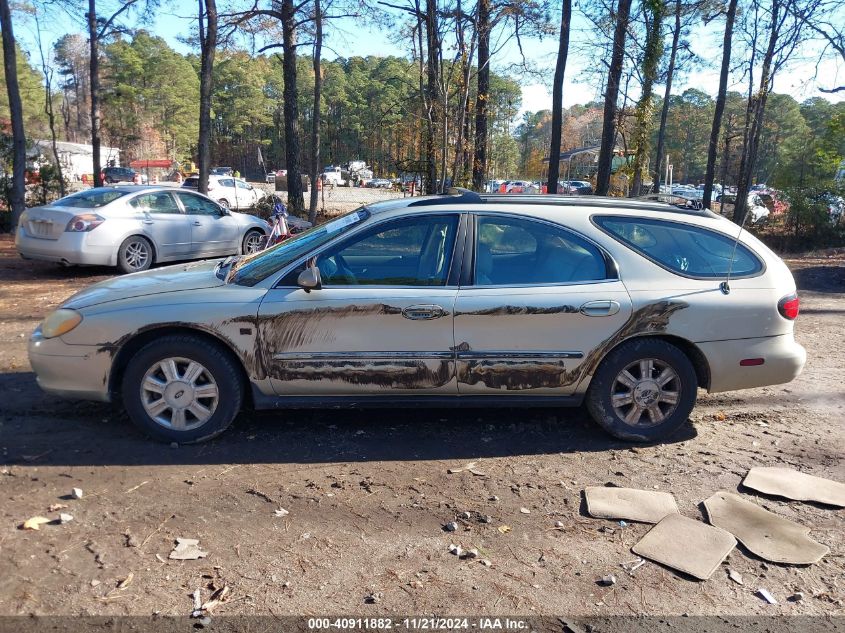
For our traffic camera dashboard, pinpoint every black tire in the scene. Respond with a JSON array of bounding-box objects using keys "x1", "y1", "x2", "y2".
[
  {"x1": 121, "y1": 334, "x2": 244, "y2": 443},
  {"x1": 585, "y1": 338, "x2": 697, "y2": 442},
  {"x1": 117, "y1": 236, "x2": 154, "y2": 274},
  {"x1": 218, "y1": 198, "x2": 230, "y2": 209},
  {"x1": 242, "y1": 229, "x2": 264, "y2": 254}
]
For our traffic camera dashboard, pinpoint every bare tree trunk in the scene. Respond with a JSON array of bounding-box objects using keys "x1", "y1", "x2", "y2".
[
  {"x1": 425, "y1": 0, "x2": 439, "y2": 193},
  {"x1": 546, "y1": 0, "x2": 571, "y2": 195},
  {"x1": 734, "y1": 0, "x2": 778, "y2": 224},
  {"x1": 630, "y1": 0, "x2": 663, "y2": 197},
  {"x1": 281, "y1": 0, "x2": 304, "y2": 213},
  {"x1": 198, "y1": 0, "x2": 217, "y2": 195},
  {"x1": 34, "y1": 13, "x2": 65, "y2": 197},
  {"x1": 88, "y1": 0, "x2": 102, "y2": 187},
  {"x1": 703, "y1": 0, "x2": 737, "y2": 209},
  {"x1": 0, "y1": 0, "x2": 25, "y2": 228},
  {"x1": 308, "y1": 0, "x2": 322, "y2": 223},
  {"x1": 653, "y1": 0, "x2": 680, "y2": 194},
  {"x1": 471, "y1": 0, "x2": 489, "y2": 192},
  {"x1": 595, "y1": 0, "x2": 632, "y2": 196}
]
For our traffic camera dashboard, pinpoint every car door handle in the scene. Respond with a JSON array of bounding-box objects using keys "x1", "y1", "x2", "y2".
[
  {"x1": 580, "y1": 300, "x2": 621, "y2": 317},
  {"x1": 141, "y1": 219, "x2": 154, "y2": 225},
  {"x1": 193, "y1": 221, "x2": 202, "y2": 226},
  {"x1": 402, "y1": 304, "x2": 445, "y2": 320}
]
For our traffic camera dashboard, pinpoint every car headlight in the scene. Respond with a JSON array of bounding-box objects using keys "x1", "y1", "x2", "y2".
[{"x1": 40, "y1": 309, "x2": 83, "y2": 338}]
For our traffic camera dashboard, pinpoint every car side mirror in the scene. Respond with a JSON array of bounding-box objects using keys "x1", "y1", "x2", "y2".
[
  {"x1": 219, "y1": 206, "x2": 230, "y2": 216},
  {"x1": 297, "y1": 266, "x2": 321, "y2": 292}
]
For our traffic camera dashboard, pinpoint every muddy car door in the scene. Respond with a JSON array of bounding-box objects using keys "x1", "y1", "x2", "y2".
[
  {"x1": 454, "y1": 214, "x2": 632, "y2": 395},
  {"x1": 258, "y1": 213, "x2": 465, "y2": 396}
]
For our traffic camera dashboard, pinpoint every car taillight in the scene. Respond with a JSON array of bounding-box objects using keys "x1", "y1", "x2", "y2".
[
  {"x1": 778, "y1": 293, "x2": 800, "y2": 320},
  {"x1": 65, "y1": 214, "x2": 105, "y2": 232}
]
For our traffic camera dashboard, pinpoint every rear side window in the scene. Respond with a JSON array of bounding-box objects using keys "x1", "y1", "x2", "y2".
[
  {"x1": 594, "y1": 216, "x2": 763, "y2": 278},
  {"x1": 475, "y1": 216, "x2": 608, "y2": 286},
  {"x1": 53, "y1": 189, "x2": 128, "y2": 208}
]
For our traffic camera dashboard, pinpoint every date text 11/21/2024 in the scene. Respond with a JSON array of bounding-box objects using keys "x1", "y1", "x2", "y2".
[{"x1": 307, "y1": 618, "x2": 531, "y2": 630}]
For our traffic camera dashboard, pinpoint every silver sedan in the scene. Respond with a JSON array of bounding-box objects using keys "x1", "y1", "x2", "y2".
[{"x1": 15, "y1": 186, "x2": 269, "y2": 273}]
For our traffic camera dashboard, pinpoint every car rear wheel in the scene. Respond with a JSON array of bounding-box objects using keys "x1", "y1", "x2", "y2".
[
  {"x1": 586, "y1": 338, "x2": 697, "y2": 442},
  {"x1": 122, "y1": 334, "x2": 244, "y2": 443},
  {"x1": 242, "y1": 229, "x2": 264, "y2": 254},
  {"x1": 117, "y1": 236, "x2": 153, "y2": 274},
  {"x1": 218, "y1": 198, "x2": 230, "y2": 209}
]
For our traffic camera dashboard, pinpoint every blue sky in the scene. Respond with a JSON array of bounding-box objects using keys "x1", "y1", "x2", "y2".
[{"x1": 17, "y1": 2, "x2": 845, "y2": 116}]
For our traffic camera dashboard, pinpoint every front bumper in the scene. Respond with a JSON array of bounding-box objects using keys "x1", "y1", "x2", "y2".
[
  {"x1": 28, "y1": 334, "x2": 113, "y2": 402},
  {"x1": 16, "y1": 227, "x2": 115, "y2": 266},
  {"x1": 699, "y1": 333, "x2": 806, "y2": 393}
]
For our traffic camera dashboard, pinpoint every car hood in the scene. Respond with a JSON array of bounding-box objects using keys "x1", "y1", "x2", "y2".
[{"x1": 63, "y1": 260, "x2": 226, "y2": 309}]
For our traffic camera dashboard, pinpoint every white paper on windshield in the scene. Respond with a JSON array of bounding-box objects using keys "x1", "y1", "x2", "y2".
[{"x1": 324, "y1": 212, "x2": 363, "y2": 234}]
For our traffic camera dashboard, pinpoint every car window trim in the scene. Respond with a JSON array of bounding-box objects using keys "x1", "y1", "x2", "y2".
[
  {"x1": 465, "y1": 211, "x2": 619, "y2": 288},
  {"x1": 590, "y1": 214, "x2": 766, "y2": 280},
  {"x1": 271, "y1": 212, "x2": 466, "y2": 290}
]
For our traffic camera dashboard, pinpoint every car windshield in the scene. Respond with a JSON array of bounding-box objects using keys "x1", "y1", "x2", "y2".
[
  {"x1": 227, "y1": 208, "x2": 371, "y2": 286},
  {"x1": 52, "y1": 189, "x2": 129, "y2": 208}
]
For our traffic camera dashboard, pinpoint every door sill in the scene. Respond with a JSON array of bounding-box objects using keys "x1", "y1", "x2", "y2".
[{"x1": 251, "y1": 389, "x2": 584, "y2": 410}]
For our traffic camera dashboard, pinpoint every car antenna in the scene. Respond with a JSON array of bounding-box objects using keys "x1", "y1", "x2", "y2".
[{"x1": 720, "y1": 202, "x2": 752, "y2": 295}]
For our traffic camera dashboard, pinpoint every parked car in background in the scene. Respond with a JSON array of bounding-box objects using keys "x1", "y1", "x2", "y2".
[
  {"x1": 211, "y1": 167, "x2": 234, "y2": 176},
  {"x1": 182, "y1": 175, "x2": 264, "y2": 210},
  {"x1": 368, "y1": 178, "x2": 393, "y2": 189},
  {"x1": 15, "y1": 186, "x2": 268, "y2": 274},
  {"x1": 27, "y1": 190, "x2": 805, "y2": 444},
  {"x1": 561, "y1": 180, "x2": 593, "y2": 195},
  {"x1": 747, "y1": 193, "x2": 770, "y2": 224},
  {"x1": 102, "y1": 167, "x2": 147, "y2": 184}
]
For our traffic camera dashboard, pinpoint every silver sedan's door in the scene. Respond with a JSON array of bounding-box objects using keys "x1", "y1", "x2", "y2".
[
  {"x1": 127, "y1": 191, "x2": 190, "y2": 258},
  {"x1": 175, "y1": 191, "x2": 240, "y2": 256},
  {"x1": 454, "y1": 214, "x2": 633, "y2": 395},
  {"x1": 258, "y1": 213, "x2": 464, "y2": 396}
]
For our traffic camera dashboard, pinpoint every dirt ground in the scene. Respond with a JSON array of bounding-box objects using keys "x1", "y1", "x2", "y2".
[{"x1": 0, "y1": 228, "x2": 843, "y2": 621}]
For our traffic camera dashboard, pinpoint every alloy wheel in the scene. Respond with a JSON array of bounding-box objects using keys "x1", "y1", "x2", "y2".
[
  {"x1": 140, "y1": 357, "x2": 219, "y2": 430},
  {"x1": 244, "y1": 231, "x2": 263, "y2": 254},
  {"x1": 610, "y1": 358, "x2": 680, "y2": 427},
  {"x1": 124, "y1": 240, "x2": 150, "y2": 270}
]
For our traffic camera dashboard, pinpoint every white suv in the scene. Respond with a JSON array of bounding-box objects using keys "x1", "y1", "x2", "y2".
[{"x1": 182, "y1": 175, "x2": 264, "y2": 210}]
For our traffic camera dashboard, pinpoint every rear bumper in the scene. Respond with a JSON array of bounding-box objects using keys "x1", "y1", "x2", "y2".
[
  {"x1": 28, "y1": 335, "x2": 112, "y2": 402},
  {"x1": 15, "y1": 227, "x2": 115, "y2": 266},
  {"x1": 699, "y1": 334, "x2": 806, "y2": 393}
]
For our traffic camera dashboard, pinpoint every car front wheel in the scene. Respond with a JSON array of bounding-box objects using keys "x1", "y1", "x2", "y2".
[
  {"x1": 122, "y1": 334, "x2": 244, "y2": 443},
  {"x1": 242, "y1": 229, "x2": 264, "y2": 254},
  {"x1": 586, "y1": 338, "x2": 697, "y2": 442}
]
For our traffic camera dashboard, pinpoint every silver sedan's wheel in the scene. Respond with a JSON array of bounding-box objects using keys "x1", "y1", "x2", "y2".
[
  {"x1": 610, "y1": 358, "x2": 680, "y2": 427},
  {"x1": 243, "y1": 229, "x2": 264, "y2": 254},
  {"x1": 117, "y1": 236, "x2": 153, "y2": 273},
  {"x1": 141, "y1": 357, "x2": 219, "y2": 431}
]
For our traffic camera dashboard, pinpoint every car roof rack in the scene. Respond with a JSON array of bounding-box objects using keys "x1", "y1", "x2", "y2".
[
  {"x1": 407, "y1": 187, "x2": 483, "y2": 207},
  {"x1": 405, "y1": 189, "x2": 718, "y2": 217}
]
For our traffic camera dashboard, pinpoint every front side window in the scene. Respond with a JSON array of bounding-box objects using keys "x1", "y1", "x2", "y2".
[
  {"x1": 176, "y1": 192, "x2": 222, "y2": 216},
  {"x1": 236, "y1": 180, "x2": 251, "y2": 190},
  {"x1": 594, "y1": 216, "x2": 763, "y2": 278},
  {"x1": 129, "y1": 192, "x2": 181, "y2": 214},
  {"x1": 474, "y1": 216, "x2": 607, "y2": 286},
  {"x1": 230, "y1": 209, "x2": 371, "y2": 286},
  {"x1": 315, "y1": 215, "x2": 459, "y2": 286},
  {"x1": 53, "y1": 189, "x2": 128, "y2": 208}
]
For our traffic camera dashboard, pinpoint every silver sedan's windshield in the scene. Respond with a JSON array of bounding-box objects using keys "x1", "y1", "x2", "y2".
[{"x1": 227, "y1": 208, "x2": 371, "y2": 286}]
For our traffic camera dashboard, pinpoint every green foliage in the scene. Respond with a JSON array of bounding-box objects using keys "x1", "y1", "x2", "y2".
[
  {"x1": 0, "y1": 37, "x2": 50, "y2": 137},
  {"x1": 101, "y1": 31, "x2": 199, "y2": 161}
]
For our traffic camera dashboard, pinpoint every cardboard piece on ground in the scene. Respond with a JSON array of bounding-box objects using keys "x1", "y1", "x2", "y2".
[
  {"x1": 743, "y1": 467, "x2": 845, "y2": 507},
  {"x1": 584, "y1": 486, "x2": 680, "y2": 524},
  {"x1": 631, "y1": 514, "x2": 736, "y2": 580},
  {"x1": 703, "y1": 490, "x2": 829, "y2": 565}
]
